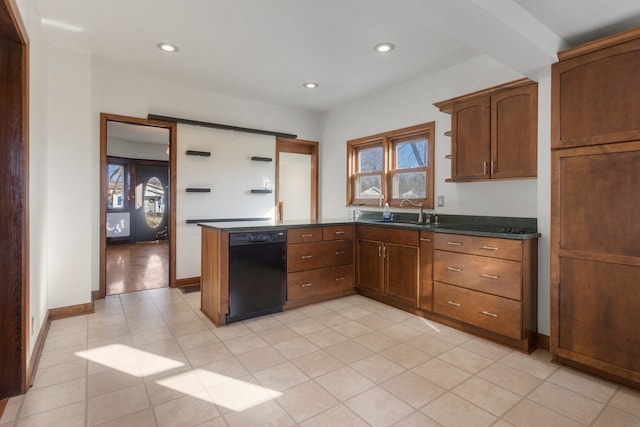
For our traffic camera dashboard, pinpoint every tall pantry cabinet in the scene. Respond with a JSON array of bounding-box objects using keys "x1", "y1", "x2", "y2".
[{"x1": 551, "y1": 27, "x2": 640, "y2": 389}]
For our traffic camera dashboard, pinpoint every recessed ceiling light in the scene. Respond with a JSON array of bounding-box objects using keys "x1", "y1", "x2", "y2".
[
  {"x1": 157, "y1": 43, "x2": 179, "y2": 53},
  {"x1": 374, "y1": 42, "x2": 395, "y2": 53},
  {"x1": 303, "y1": 82, "x2": 319, "y2": 89}
]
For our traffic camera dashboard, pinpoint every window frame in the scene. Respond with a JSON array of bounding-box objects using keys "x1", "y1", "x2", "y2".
[{"x1": 347, "y1": 122, "x2": 435, "y2": 208}]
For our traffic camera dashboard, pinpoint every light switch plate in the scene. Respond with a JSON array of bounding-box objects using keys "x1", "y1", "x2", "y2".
[{"x1": 437, "y1": 195, "x2": 445, "y2": 207}]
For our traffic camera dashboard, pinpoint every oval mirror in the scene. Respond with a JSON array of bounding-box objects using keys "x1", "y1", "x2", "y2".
[{"x1": 144, "y1": 177, "x2": 164, "y2": 228}]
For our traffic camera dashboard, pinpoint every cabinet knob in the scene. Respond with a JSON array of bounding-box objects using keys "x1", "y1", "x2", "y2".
[
  {"x1": 301, "y1": 283, "x2": 313, "y2": 288},
  {"x1": 447, "y1": 300, "x2": 461, "y2": 307},
  {"x1": 335, "y1": 251, "x2": 345, "y2": 255},
  {"x1": 480, "y1": 273, "x2": 499, "y2": 280},
  {"x1": 335, "y1": 231, "x2": 346, "y2": 235},
  {"x1": 301, "y1": 234, "x2": 313, "y2": 237},
  {"x1": 481, "y1": 245, "x2": 498, "y2": 251},
  {"x1": 447, "y1": 241, "x2": 462, "y2": 246},
  {"x1": 447, "y1": 267, "x2": 462, "y2": 272},
  {"x1": 301, "y1": 255, "x2": 313, "y2": 259}
]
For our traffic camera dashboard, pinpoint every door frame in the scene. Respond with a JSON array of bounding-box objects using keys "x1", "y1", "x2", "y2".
[
  {"x1": 275, "y1": 137, "x2": 319, "y2": 221},
  {"x1": 0, "y1": 0, "x2": 29, "y2": 398},
  {"x1": 99, "y1": 113, "x2": 177, "y2": 299}
]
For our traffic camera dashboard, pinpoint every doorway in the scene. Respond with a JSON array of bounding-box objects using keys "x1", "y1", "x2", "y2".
[
  {"x1": 100, "y1": 114, "x2": 177, "y2": 298},
  {"x1": 275, "y1": 137, "x2": 319, "y2": 221}
]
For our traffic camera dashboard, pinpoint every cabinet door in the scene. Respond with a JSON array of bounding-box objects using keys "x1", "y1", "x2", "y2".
[
  {"x1": 385, "y1": 243, "x2": 419, "y2": 306},
  {"x1": 552, "y1": 141, "x2": 640, "y2": 382},
  {"x1": 491, "y1": 83, "x2": 537, "y2": 179},
  {"x1": 552, "y1": 37, "x2": 640, "y2": 149},
  {"x1": 451, "y1": 96, "x2": 491, "y2": 181},
  {"x1": 356, "y1": 239, "x2": 384, "y2": 294},
  {"x1": 419, "y1": 233, "x2": 434, "y2": 311}
]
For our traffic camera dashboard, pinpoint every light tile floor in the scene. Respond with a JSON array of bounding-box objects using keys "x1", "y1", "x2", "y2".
[{"x1": 2, "y1": 288, "x2": 639, "y2": 426}]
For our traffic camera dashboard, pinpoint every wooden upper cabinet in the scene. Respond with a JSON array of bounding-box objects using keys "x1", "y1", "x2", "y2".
[
  {"x1": 452, "y1": 96, "x2": 491, "y2": 180},
  {"x1": 552, "y1": 34, "x2": 640, "y2": 149},
  {"x1": 491, "y1": 84, "x2": 538, "y2": 179},
  {"x1": 437, "y1": 78, "x2": 538, "y2": 182}
]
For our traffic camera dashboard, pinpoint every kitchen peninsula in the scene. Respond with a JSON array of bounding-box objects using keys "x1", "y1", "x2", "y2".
[{"x1": 199, "y1": 215, "x2": 539, "y2": 352}]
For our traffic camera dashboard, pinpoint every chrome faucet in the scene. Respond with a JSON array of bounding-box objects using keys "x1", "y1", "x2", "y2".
[{"x1": 400, "y1": 199, "x2": 423, "y2": 222}]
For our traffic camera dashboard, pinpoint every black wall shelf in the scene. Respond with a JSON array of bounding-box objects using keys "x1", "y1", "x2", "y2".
[
  {"x1": 251, "y1": 156, "x2": 273, "y2": 162},
  {"x1": 186, "y1": 188, "x2": 211, "y2": 193},
  {"x1": 250, "y1": 189, "x2": 273, "y2": 194},
  {"x1": 186, "y1": 150, "x2": 211, "y2": 157}
]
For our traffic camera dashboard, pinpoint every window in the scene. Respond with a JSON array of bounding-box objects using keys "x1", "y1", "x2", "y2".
[
  {"x1": 347, "y1": 122, "x2": 435, "y2": 208},
  {"x1": 106, "y1": 158, "x2": 129, "y2": 209}
]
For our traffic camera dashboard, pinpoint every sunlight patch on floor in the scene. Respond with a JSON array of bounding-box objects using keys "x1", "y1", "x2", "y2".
[{"x1": 76, "y1": 344, "x2": 184, "y2": 377}]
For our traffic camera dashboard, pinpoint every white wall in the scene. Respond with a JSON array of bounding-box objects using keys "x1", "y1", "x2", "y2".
[
  {"x1": 320, "y1": 55, "x2": 551, "y2": 335},
  {"x1": 107, "y1": 137, "x2": 169, "y2": 161},
  {"x1": 47, "y1": 46, "x2": 94, "y2": 308},
  {"x1": 176, "y1": 125, "x2": 276, "y2": 279},
  {"x1": 16, "y1": 0, "x2": 49, "y2": 355},
  {"x1": 89, "y1": 69, "x2": 323, "y2": 290}
]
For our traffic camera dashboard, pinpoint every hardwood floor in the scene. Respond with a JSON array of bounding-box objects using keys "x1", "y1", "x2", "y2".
[{"x1": 106, "y1": 241, "x2": 169, "y2": 295}]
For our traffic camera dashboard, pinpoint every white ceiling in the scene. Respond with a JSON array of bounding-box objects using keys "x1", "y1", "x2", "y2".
[{"x1": 36, "y1": 0, "x2": 640, "y2": 113}]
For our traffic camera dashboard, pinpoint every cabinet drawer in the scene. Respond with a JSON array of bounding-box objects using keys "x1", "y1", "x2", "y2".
[
  {"x1": 434, "y1": 250, "x2": 522, "y2": 300},
  {"x1": 357, "y1": 225, "x2": 419, "y2": 246},
  {"x1": 433, "y1": 282, "x2": 522, "y2": 340},
  {"x1": 434, "y1": 233, "x2": 522, "y2": 261},
  {"x1": 288, "y1": 240, "x2": 353, "y2": 272},
  {"x1": 323, "y1": 225, "x2": 354, "y2": 241},
  {"x1": 288, "y1": 227, "x2": 323, "y2": 244},
  {"x1": 287, "y1": 265, "x2": 354, "y2": 301}
]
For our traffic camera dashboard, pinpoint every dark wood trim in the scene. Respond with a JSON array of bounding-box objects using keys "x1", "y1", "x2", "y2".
[
  {"x1": 276, "y1": 137, "x2": 319, "y2": 221},
  {"x1": 557, "y1": 27, "x2": 640, "y2": 61},
  {"x1": 91, "y1": 290, "x2": 101, "y2": 301},
  {"x1": 27, "y1": 310, "x2": 50, "y2": 387},
  {"x1": 537, "y1": 333, "x2": 550, "y2": 350},
  {"x1": 176, "y1": 276, "x2": 200, "y2": 287},
  {"x1": 433, "y1": 78, "x2": 534, "y2": 114},
  {"x1": 0, "y1": 398, "x2": 6, "y2": 419},
  {"x1": 0, "y1": 0, "x2": 29, "y2": 399},
  {"x1": 100, "y1": 113, "x2": 178, "y2": 298},
  {"x1": 148, "y1": 114, "x2": 297, "y2": 139},
  {"x1": 49, "y1": 302, "x2": 94, "y2": 320}
]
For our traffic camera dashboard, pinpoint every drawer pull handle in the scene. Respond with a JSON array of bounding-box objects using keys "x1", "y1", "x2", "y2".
[
  {"x1": 481, "y1": 245, "x2": 498, "y2": 251},
  {"x1": 447, "y1": 241, "x2": 462, "y2": 246},
  {"x1": 447, "y1": 300, "x2": 461, "y2": 307},
  {"x1": 335, "y1": 251, "x2": 345, "y2": 255},
  {"x1": 420, "y1": 238, "x2": 432, "y2": 242},
  {"x1": 335, "y1": 277, "x2": 345, "y2": 281},
  {"x1": 301, "y1": 234, "x2": 313, "y2": 237},
  {"x1": 481, "y1": 273, "x2": 499, "y2": 280},
  {"x1": 301, "y1": 283, "x2": 312, "y2": 287},
  {"x1": 378, "y1": 246, "x2": 382, "y2": 257},
  {"x1": 447, "y1": 267, "x2": 462, "y2": 272},
  {"x1": 301, "y1": 255, "x2": 313, "y2": 259},
  {"x1": 481, "y1": 310, "x2": 498, "y2": 318},
  {"x1": 335, "y1": 231, "x2": 346, "y2": 235}
]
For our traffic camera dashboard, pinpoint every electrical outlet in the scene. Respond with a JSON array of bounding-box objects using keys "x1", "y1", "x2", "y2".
[{"x1": 437, "y1": 195, "x2": 445, "y2": 207}]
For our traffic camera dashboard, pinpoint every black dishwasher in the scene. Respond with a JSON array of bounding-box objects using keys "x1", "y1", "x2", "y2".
[{"x1": 227, "y1": 230, "x2": 287, "y2": 323}]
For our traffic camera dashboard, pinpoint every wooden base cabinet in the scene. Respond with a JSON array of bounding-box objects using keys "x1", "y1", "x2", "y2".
[
  {"x1": 433, "y1": 233, "x2": 537, "y2": 352},
  {"x1": 286, "y1": 225, "x2": 355, "y2": 308},
  {"x1": 551, "y1": 27, "x2": 640, "y2": 389},
  {"x1": 356, "y1": 225, "x2": 419, "y2": 308}
]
